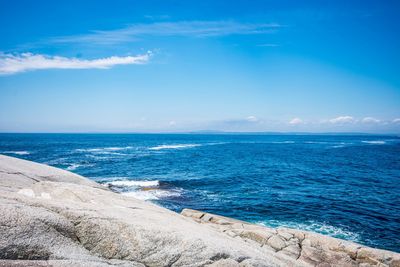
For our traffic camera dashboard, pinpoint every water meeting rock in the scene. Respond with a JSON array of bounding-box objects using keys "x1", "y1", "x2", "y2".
[{"x1": 0, "y1": 154, "x2": 399, "y2": 267}]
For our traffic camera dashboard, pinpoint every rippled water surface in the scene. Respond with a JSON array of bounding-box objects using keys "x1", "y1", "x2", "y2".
[{"x1": 1, "y1": 133, "x2": 399, "y2": 252}]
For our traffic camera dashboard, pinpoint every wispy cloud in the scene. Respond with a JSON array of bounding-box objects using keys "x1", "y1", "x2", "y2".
[
  {"x1": 393, "y1": 118, "x2": 400, "y2": 124},
  {"x1": 329, "y1": 116, "x2": 355, "y2": 124},
  {"x1": 50, "y1": 21, "x2": 281, "y2": 45},
  {"x1": 0, "y1": 52, "x2": 151, "y2": 75}
]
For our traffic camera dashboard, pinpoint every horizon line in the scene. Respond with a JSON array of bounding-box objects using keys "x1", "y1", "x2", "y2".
[{"x1": 0, "y1": 131, "x2": 398, "y2": 136}]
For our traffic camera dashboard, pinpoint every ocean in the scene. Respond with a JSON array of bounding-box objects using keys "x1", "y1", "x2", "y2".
[{"x1": 0, "y1": 133, "x2": 399, "y2": 252}]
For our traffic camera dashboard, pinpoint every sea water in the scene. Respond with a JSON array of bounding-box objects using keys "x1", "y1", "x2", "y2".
[{"x1": 1, "y1": 133, "x2": 399, "y2": 252}]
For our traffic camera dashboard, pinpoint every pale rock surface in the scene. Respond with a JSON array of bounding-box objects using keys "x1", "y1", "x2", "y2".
[{"x1": 1, "y1": 154, "x2": 399, "y2": 267}]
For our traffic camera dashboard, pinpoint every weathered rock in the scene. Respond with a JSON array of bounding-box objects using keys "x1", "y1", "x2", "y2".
[
  {"x1": 181, "y1": 209, "x2": 400, "y2": 267},
  {"x1": 1, "y1": 154, "x2": 400, "y2": 267},
  {"x1": 0, "y1": 155, "x2": 282, "y2": 266},
  {"x1": 267, "y1": 236, "x2": 286, "y2": 251}
]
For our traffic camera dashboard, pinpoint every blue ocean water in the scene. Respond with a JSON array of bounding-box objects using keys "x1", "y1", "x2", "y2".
[{"x1": 0, "y1": 133, "x2": 399, "y2": 252}]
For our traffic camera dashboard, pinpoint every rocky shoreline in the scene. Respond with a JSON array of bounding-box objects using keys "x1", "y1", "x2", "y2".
[{"x1": 0, "y1": 154, "x2": 399, "y2": 267}]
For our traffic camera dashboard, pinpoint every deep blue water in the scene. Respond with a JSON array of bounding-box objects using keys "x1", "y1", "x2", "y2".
[{"x1": 0, "y1": 133, "x2": 399, "y2": 252}]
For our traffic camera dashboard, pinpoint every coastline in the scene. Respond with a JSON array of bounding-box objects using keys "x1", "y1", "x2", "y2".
[{"x1": 0, "y1": 154, "x2": 399, "y2": 267}]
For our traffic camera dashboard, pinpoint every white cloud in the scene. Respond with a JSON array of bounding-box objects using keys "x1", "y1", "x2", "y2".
[
  {"x1": 329, "y1": 116, "x2": 355, "y2": 124},
  {"x1": 51, "y1": 21, "x2": 281, "y2": 45},
  {"x1": 393, "y1": 118, "x2": 400, "y2": 124},
  {"x1": 289, "y1": 118, "x2": 303, "y2": 125},
  {"x1": 246, "y1": 116, "x2": 259, "y2": 122},
  {"x1": 362, "y1": 117, "x2": 381, "y2": 123},
  {"x1": 169, "y1": 121, "x2": 176, "y2": 126},
  {"x1": 0, "y1": 52, "x2": 151, "y2": 75}
]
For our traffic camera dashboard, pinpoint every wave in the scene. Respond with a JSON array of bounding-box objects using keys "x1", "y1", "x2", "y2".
[
  {"x1": 331, "y1": 145, "x2": 345, "y2": 148},
  {"x1": 65, "y1": 163, "x2": 95, "y2": 171},
  {"x1": 101, "y1": 178, "x2": 183, "y2": 201},
  {"x1": 105, "y1": 180, "x2": 159, "y2": 188},
  {"x1": 148, "y1": 144, "x2": 201, "y2": 150},
  {"x1": 257, "y1": 220, "x2": 360, "y2": 242},
  {"x1": 329, "y1": 142, "x2": 354, "y2": 149},
  {"x1": 76, "y1": 146, "x2": 133, "y2": 153},
  {"x1": 2, "y1": 151, "x2": 30, "y2": 155},
  {"x1": 66, "y1": 164, "x2": 81, "y2": 171},
  {"x1": 122, "y1": 189, "x2": 182, "y2": 201},
  {"x1": 102, "y1": 178, "x2": 182, "y2": 201},
  {"x1": 361, "y1": 140, "x2": 386, "y2": 145}
]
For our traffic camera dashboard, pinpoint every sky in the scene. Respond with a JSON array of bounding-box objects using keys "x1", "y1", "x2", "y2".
[{"x1": 0, "y1": 0, "x2": 399, "y2": 133}]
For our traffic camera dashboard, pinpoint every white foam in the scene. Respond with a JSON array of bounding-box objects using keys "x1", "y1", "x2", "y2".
[
  {"x1": 148, "y1": 144, "x2": 201, "y2": 150},
  {"x1": 122, "y1": 189, "x2": 181, "y2": 200},
  {"x1": 271, "y1": 141, "x2": 295, "y2": 144},
  {"x1": 257, "y1": 220, "x2": 360, "y2": 242},
  {"x1": 330, "y1": 142, "x2": 353, "y2": 148},
  {"x1": 76, "y1": 146, "x2": 133, "y2": 153},
  {"x1": 65, "y1": 163, "x2": 95, "y2": 171},
  {"x1": 106, "y1": 180, "x2": 159, "y2": 187},
  {"x1": 3, "y1": 151, "x2": 30, "y2": 155},
  {"x1": 331, "y1": 145, "x2": 345, "y2": 148},
  {"x1": 106, "y1": 146, "x2": 133, "y2": 151},
  {"x1": 66, "y1": 164, "x2": 81, "y2": 171},
  {"x1": 361, "y1": 140, "x2": 386, "y2": 145}
]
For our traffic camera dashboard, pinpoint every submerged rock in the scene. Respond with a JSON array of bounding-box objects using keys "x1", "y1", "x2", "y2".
[{"x1": 0, "y1": 154, "x2": 399, "y2": 266}]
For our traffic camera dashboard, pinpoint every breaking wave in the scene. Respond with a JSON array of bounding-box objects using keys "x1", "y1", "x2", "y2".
[
  {"x1": 65, "y1": 163, "x2": 95, "y2": 171},
  {"x1": 105, "y1": 180, "x2": 159, "y2": 188},
  {"x1": 361, "y1": 140, "x2": 386, "y2": 145},
  {"x1": 66, "y1": 163, "x2": 81, "y2": 171},
  {"x1": 75, "y1": 146, "x2": 133, "y2": 153},
  {"x1": 122, "y1": 189, "x2": 182, "y2": 201},
  {"x1": 102, "y1": 178, "x2": 183, "y2": 201},
  {"x1": 148, "y1": 144, "x2": 201, "y2": 150},
  {"x1": 2, "y1": 151, "x2": 30, "y2": 155},
  {"x1": 257, "y1": 220, "x2": 360, "y2": 242}
]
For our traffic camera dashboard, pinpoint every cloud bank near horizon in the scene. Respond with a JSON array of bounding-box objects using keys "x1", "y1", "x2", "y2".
[{"x1": 0, "y1": 52, "x2": 151, "y2": 75}]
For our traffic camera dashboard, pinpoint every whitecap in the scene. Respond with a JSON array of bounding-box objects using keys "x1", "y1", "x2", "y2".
[
  {"x1": 3, "y1": 151, "x2": 30, "y2": 155},
  {"x1": 66, "y1": 164, "x2": 81, "y2": 171},
  {"x1": 122, "y1": 189, "x2": 182, "y2": 201},
  {"x1": 75, "y1": 146, "x2": 133, "y2": 153},
  {"x1": 271, "y1": 141, "x2": 295, "y2": 144},
  {"x1": 105, "y1": 147, "x2": 133, "y2": 151},
  {"x1": 102, "y1": 178, "x2": 182, "y2": 201},
  {"x1": 148, "y1": 144, "x2": 201, "y2": 150},
  {"x1": 105, "y1": 180, "x2": 159, "y2": 188},
  {"x1": 329, "y1": 142, "x2": 353, "y2": 148},
  {"x1": 361, "y1": 140, "x2": 386, "y2": 145}
]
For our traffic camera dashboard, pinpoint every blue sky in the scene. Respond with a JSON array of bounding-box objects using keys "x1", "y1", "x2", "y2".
[{"x1": 0, "y1": 0, "x2": 399, "y2": 133}]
